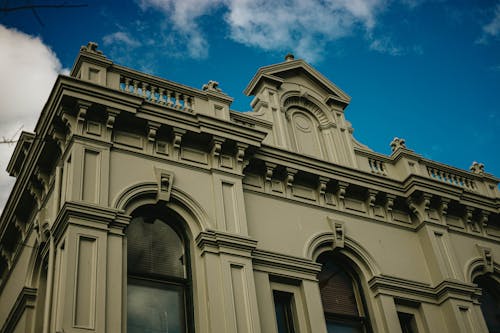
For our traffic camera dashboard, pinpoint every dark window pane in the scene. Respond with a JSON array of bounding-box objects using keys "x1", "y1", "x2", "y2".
[
  {"x1": 475, "y1": 275, "x2": 500, "y2": 333},
  {"x1": 127, "y1": 281, "x2": 185, "y2": 333},
  {"x1": 398, "y1": 312, "x2": 417, "y2": 333},
  {"x1": 317, "y1": 254, "x2": 359, "y2": 316},
  {"x1": 326, "y1": 320, "x2": 363, "y2": 333},
  {"x1": 274, "y1": 291, "x2": 295, "y2": 333},
  {"x1": 128, "y1": 217, "x2": 185, "y2": 278}
]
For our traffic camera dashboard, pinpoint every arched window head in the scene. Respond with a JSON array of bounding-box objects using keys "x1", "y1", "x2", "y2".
[
  {"x1": 317, "y1": 252, "x2": 371, "y2": 333},
  {"x1": 474, "y1": 274, "x2": 500, "y2": 332},
  {"x1": 127, "y1": 205, "x2": 192, "y2": 333}
]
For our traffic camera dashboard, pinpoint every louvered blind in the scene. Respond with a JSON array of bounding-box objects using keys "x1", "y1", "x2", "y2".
[
  {"x1": 317, "y1": 254, "x2": 359, "y2": 317},
  {"x1": 127, "y1": 217, "x2": 185, "y2": 278}
]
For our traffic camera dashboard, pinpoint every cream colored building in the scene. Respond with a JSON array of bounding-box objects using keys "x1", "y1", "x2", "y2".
[{"x1": 0, "y1": 43, "x2": 499, "y2": 333}]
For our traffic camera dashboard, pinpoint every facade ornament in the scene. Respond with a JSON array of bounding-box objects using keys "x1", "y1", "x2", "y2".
[
  {"x1": 264, "y1": 162, "x2": 277, "y2": 183},
  {"x1": 406, "y1": 197, "x2": 421, "y2": 221},
  {"x1": 285, "y1": 53, "x2": 295, "y2": 61},
  {"x1": 318, "y1": 177, "x2": 329, "y2": 197},
  {"x1": 202, "y1": 80, "x2": 222, "y2": 92},
  {"x1": 236, "y1": 143, "x2": 248, "y2": 164},
  {"x1": 337, "y1": 181, "x2": 349, "y2": 201},
  {"x1": 327, "y1": 217, "x2": 345, "y2": 250},
  {"x1": 367, "y1": 189, "x2": 378, "y2": 207},
  {"x1": 285, "y1": 168, "x2": 297, "y2": 188},
  {"x1": 106, "y1": 108, "x2": 120, "y2": 130},
  {"x1": 440, "y1": 198, "x2": 450, "y2": 217},
  {"x1": 147, "y1": 122, "x2": 161, "y2": 143},
  {"x1": 470, "y1": 162, "x2": 485, "y2": 174},
  {"x1": 0, "y1": 246, "x2": 12, "y2": 270},
  {"x1": 155, "y1": 168, "x2": 174, "y2": 203},
  {"x1": 80, "y1": 41, "x2": 103, "y2": 55},
  {"x1": 479, "y1": 210, "x2": 490, "y2": 229},
  {"x1": 390, "y1": 137, "x2": 406, "y2": 153},
  {"x1": 385, "y1": 194, "x2": 396, "y2": 212},
  {"x1": 476, "y1": 245, "x2": 494, "y2": 273},
  {"x1": 211, "y1": 137, "x2": 224, "y2": 158}
]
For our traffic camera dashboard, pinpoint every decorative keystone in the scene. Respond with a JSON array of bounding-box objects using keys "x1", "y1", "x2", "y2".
[
  {"x1": 470, "y1": 161, "x2": 485, "y2": 174},
  {"x1": 202, "y1": 80, "x2": 222, "y2": 92},
  {"x1": 390, "y1": 137, "x2": 406, "y2": 153},
  {"x1": 155, "y1": 168, "x2": 174, "y2": 203},
  {"x1": 328, "y1": 217, "x2": 345, "y2": 250},
  {"x1": 476, "y1": 245, "x2": 494, "y2": 273}
]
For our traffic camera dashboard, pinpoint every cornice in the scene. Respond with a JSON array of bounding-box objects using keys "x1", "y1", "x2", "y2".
[
  {"x1": 196, "y1": 230, "x2": 258, "y2": 257},
  {"x1": 0, "y1": 286, "x2": 37, "y2": 333}
]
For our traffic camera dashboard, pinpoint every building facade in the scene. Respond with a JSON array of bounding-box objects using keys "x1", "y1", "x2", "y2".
[{"x1": 0, "y1": 43, "x2": 499, "y2": 333}]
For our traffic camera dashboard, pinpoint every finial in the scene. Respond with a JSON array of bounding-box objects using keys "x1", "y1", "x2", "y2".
[
  {"x1": 80, "y1": 41, "x2": 103, "y2": 55},
  {"x1": 390, "y1": 137, "x2": 406, "y2": 153},
  {"x1": 202, "y1": 80, "x2": 222, "y2": 92},
  {"x1": 470, "y1": 161, "x2": 485, "y2": 174},
  {"x1": 285, "y1": 53, "x2": 295, "y2": 61}
]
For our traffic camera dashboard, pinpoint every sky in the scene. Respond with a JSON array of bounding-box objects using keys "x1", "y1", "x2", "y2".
[{"x1": 0, "y1": 0, "x2": 499, "y2": 211}]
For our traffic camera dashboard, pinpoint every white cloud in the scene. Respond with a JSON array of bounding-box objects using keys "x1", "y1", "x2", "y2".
[
  {"x1": 0, "y1": 25, "x2": 67, "y2": 213},
  {"x1": 103, "y1": 31, "x2": 141, "y2": 48},
  {"x1": 138, "y1": 0, "x2": 388, "y2": 61},
  {"x1": 369, "y1": 36, "x2": 403, "y2": 55},
  {"x1": 477, "y1": 3, "x2": 500, "y2": 44}
]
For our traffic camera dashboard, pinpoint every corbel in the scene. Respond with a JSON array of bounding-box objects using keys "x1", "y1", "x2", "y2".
[
  {"x1": 13, "y1": 216, "x2": 26, "y2": 239},
  {"x1": 0, "y1": 246, "x2": 12, "y2": 270},
  {"x1": 35, "y1": 168, "x2": 49, "y2": 195},
  {"x1": 264, "y1": 162, "x2": 277, "y2": 183},
  {"x1": 235, "y1": 143, "x2": 248, "y2": 164},
  {"x1": 172, "y1": 128, "x2": 186, "y2": 158},
  {"x1": 385, "y1": 193, "x2": 396, "y2": 212},
  {"x1": 147, "y1": 121, "x2": 161, "y2": 143},
  {"x1": 106, "y1": 108, "x2": 120, "y2": 130},
  {"x1": 479, "y1": 210, "x2": 490, "y2": 229},
  {"x1": 367, "y1": 189, "x2": 378, "y2": 207},
  {"x1": 465, "y1": 206, "x2": 478, "y2": 232},
  {"x1": 337, "y1": 181, "x2": 349, "y2": 201},
  {"x1": 155, "y1": 167, "x2": 174, "y2": 203},
  {"x1": 327, "y1": 216, "x2": 345, "y2": 250},
  {"x1": 28, "y1": 182, "x2": 42, "y2": 208},
  {"x1": 235, "y1": 143, "x2": 249, "y2": 171},
  {"x1": 476, "y1": 245, "x2": 494, "y2": 273},
  {"x1": 285, "y1": 167, "x2": 297, "y2": 189},
  {"x1": 210, "y1": 136, "x2": 225, "y2": 158},
  {"x1": 49, "y1": 126, "x2": 67, "y2": 152},
  {"x1": 76, "y1": 100, "x2": 91, "y2": 134},
  {"x1": 406, "y1": 196, "x2": 421, "y2": 221},
  {"x1": 318, "y1": 176, "x2": 329, "y2": 198},
  {"x1": 439, "y1": 197, "x2": 450, "y2": 217}
]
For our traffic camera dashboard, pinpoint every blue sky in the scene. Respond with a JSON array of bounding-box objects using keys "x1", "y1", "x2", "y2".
[{"x1": 0, "y1": 0, "x2": 499, "y2": 209}]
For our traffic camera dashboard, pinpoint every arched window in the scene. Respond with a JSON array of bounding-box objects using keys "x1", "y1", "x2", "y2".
[
  {"x1": 317, "y1": 252, "x2": 371, "y2": 333},
  {"x1": 288, "y1": 109, "x2": 324, "y2": 159},
  {"x1": 127, "y1": 205, "x2": 192, "y2": 333},
  {"x1": 474, "y1": 274, "x2": 500, "y2": 333}
]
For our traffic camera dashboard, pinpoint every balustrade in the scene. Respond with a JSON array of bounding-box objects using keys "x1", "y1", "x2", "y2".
[
  {"x1": 427, "y1": 166, "x2": 476, "y2": 191},
  {"x1": 119, "y1": 76, "x2": 194, "y2": 112},
  {"x1": 369, "y1": 158, "x2": 387, "y2": 176}
]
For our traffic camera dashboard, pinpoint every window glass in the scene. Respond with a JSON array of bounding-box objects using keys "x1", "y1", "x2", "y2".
[
  {"x1": 474, "y1": 275, "x2": 500, "y2": 333},
  {"x1": 317, "y1": 252, "x2": 371, "y2": 333},
  {"x1": 127, "y1": 208, "x2": 191, "y2": 333},
  {"x1": 127, "y1": 280, "x2": 185, "y2": 333},
  {"x1": 274, "y1": 291, "x2": 296, "y2": 333},
  {"x1": 398, "y1": 312, "x2": 417, "y2": 333}
]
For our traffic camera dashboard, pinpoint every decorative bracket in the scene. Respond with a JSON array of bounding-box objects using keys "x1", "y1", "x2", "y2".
[
  {"x1": 327, "y1": 217, "x2": 345, "y2": 250},
  {"x1": 337, "y1": 181, "x2": 349, "y2": 201},
  {"x1": 476, "y1": 245, "x2": 494, "y2": 273},
  {"x1": 155, "y1": 168, "x2": 174, "y2": 203}
]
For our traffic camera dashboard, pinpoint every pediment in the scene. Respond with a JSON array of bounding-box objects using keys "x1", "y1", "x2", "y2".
[{"x1": 244, "y1": 59, "x2": 351, "y2": 109}]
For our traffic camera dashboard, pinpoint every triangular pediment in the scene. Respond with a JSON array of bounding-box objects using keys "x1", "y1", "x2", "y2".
[{"x1": 244, "y1": 59, "x2": 351, "y2": 107}]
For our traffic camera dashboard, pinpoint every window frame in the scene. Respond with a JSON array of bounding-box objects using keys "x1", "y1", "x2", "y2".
[
  {"x1": 125, "y1": 205, "x2": 195, "y2": 333},
  {"x1": 316, "y1": 251, "x2": 373, "y2": 333}
]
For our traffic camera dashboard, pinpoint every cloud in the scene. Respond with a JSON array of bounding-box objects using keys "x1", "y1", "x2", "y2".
[
  {"x1": 103, "y1": 31, "x2": 141, "y2": 48},
  {"x1": 369, "y1": 36, "x2": 403, "y2": 55},
  {"x1": 476, "y1": 3, "x2": 500, "y2": 44},
  {"x1": 138, "y1": 0, "x2": 388, "y2": 62},
  {"x1": 0, "y1": 25, "x2": 67, "y2": 213}
]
